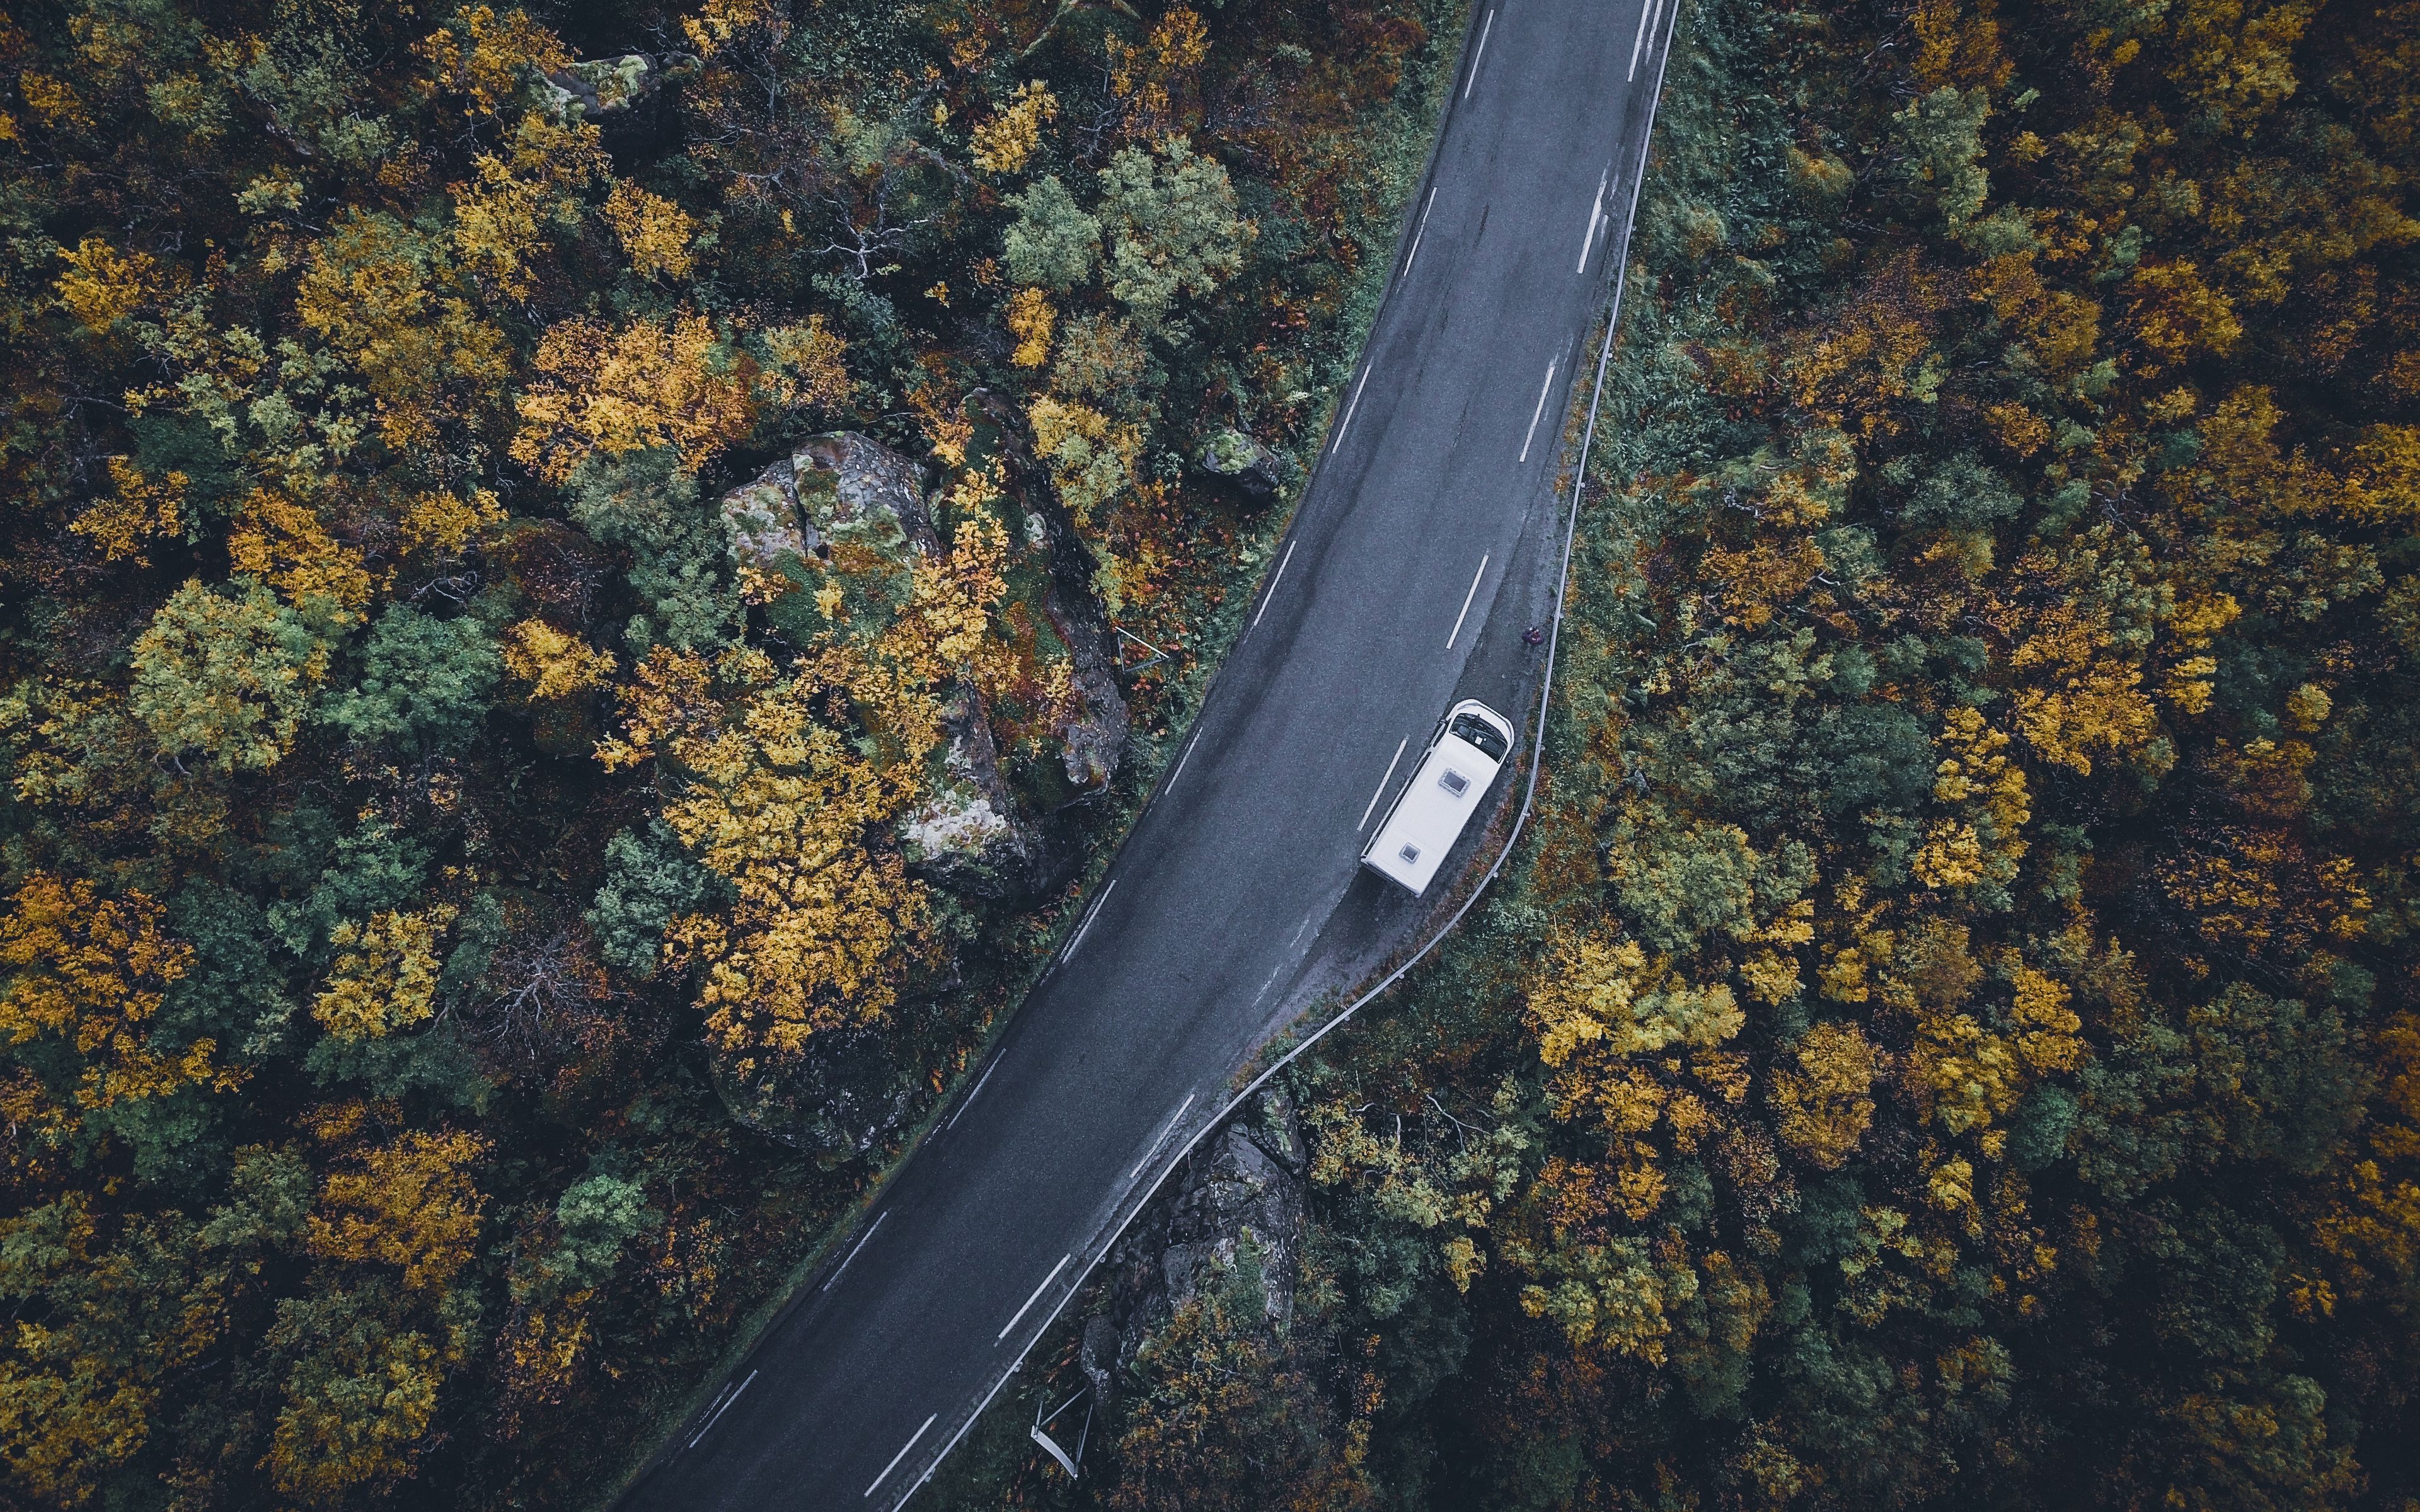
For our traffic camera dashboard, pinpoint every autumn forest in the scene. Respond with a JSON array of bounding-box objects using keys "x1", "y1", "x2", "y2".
[{"x1": 4, "y1": 0, "x2": 2419, "y2": 1508}]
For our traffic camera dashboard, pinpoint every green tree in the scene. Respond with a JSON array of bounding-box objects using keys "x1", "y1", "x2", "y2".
[
  {"x1": 320, "y1": 604, "x2": 501, "y2": 756},
  {"x1": 1003, "y1": 175, "x2": 1102, "y2": 291},
  {"x1": 1097, "y1": 137, "x2": 1251, "y2": 328},
  {"x1": 129, "y1": 578, "x2": 325, "y2": 774}
]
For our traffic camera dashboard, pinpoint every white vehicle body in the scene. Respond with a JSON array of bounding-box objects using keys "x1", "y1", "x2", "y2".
[{"x1": 1361, "y1": 699, "x2": 1516, "y2": 895}]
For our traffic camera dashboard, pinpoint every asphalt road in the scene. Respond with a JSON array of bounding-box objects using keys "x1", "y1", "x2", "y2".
[{"x1": 627, "y1": 0, "x2": 1680, "y2": 1503}]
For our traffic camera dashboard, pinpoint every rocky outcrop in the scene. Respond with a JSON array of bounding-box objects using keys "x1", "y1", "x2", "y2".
[
  {"x1": 1089, "y1": 1087, "x2": 1308, "y2": 1386},
  {"x1": 1196, "y1": 427, "x2": 1287, "y2": 503},
  {"x1": 534, "y1": 52, "x2": 696, "y2": 122},
  {"x1": 793, "y1": 432, "x2": 945, "y2": 559},
  {"x1": 718, "y1": 459, "x2": 819, "y2": 573},
  {"x1": 901, "y1": 684, "x2": 1065, "y2": 902},
  {"x1": 714, "y1": 431, "x2": 1117, "y2": 902},
  {"x1": 710, "y1": 1025, "x2": 914, "y2": 1165}
]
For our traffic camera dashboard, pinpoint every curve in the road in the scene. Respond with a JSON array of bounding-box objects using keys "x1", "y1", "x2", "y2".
[{"x1": 621, "y1": 0, "x2": 1687, "y2": 1506}]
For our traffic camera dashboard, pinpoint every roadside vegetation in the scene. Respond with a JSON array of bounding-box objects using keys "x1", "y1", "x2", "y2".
[
  {"x1": 953, "y1": 0, "x2": 2420, "y2": 1506},
  {"x1": 0, "y1": 0, "x2": 1454, "y2": 1504}
]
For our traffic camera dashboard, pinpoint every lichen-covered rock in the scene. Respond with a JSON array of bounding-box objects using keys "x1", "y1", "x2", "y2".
[
  {"x1": 1197, "y1": 426, "x2": 1286, "y2": 501},
  {"x1": 965, "y1": 391, "x2": 1130, "y2": 788},
  {"x1": 534, "y1": 52, "x2": 696, "y2": 122},
  {"x1": 793, "y1": 432, "x2": 942, "y2": 561},
  {"x1": 1093, "y1": 1087, "x2": 1308, "y2": 1381},
  {"x1": 901, "y1": 686, "x2": 1064, "y2": 903},
  {"x1": 718, "y1": 458, "x2": 818, "y2": 573}
]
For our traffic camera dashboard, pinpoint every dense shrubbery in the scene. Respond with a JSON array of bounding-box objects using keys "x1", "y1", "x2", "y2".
[
  {"x1": 0, "y1": 0, "x2": 1446, "y2": 1504},
  {"x1": 1009, "y1": 0, "x2": 2420, "y2": 1506}
]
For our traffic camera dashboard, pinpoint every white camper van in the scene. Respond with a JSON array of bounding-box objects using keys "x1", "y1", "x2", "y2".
[{"x1": 1361, "y1": 700, "x2": 1515, "y2": 895}]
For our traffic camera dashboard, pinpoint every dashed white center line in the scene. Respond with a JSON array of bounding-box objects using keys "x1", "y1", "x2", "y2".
[
  {"x1": 1252, "y1": 539, "x2": 1298, "y2": 627},
  {"x1": 1446, "y1": 553, "x2": 1490, "y2": 648},
  {"x1": 1357, "y1": 736, "x2": 1412, "y2": 832},
  {"x1": 1132, "y1": 1093, "x2": 1197, "y2": 1179},
  {"x1": 865, "y1": 1412, "x2": 936, "y2": 1498},
  {"x1": 996, "y1": 1254, "x2": 1073, "y2": 1344},
  {"x1": 1332, "y1": 367, "x2": 1373, "y2": 452},
  {"x1": 1577, "y1": 168, "x2": 1608, "y2": 273},
  {"x1": 1403, "y1": 186, "x2": 1439, "y2": 278},
  {"x1": 1164, "y1": 729, "x2": 1204, "y2": 794},
  {"x1": 1629, "y1": 0, "x2": 1664, "y2": 80},
  {"x1": 822, "y1": 1212, "x2": 887, "y2": 1291},
  {"x1": 1519, "y1": 359, "x2": 1560, "y2": 462},
  {"x1": 1061, "y1": 879, "x2": 1117, "y2": 963},
  {"x1": 688, "y1": 1370, "x2": 756, "y2": 1449},
  {"x1": 1464, "y1": 9, "x2": 1494, "y2": 99}
]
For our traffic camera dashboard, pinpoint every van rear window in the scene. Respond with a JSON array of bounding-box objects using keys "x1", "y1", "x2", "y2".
[{"x1": 1449, "y1": 713, "x2": 1509, "y2": 762}]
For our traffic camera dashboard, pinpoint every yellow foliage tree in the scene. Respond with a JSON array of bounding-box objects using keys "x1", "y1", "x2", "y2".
[
  {"x1": 0, "y1": 876, "x2": 238, "y2": 1143},
  {"x1": 599, "y1": 179, "x2": 698, "y2": 280},
  {"x1": 70, "y1": 457, "x2": 185, "y2": 564},
  {"x1": 1771, "y1": 1021, "x2": 1880, "y2": 1169},
  {"x1": 972, "y1": 81, "x2": 1057, "y2": 173},
  {"x1": 307, "y1": 1127, "x2": 492, "y2": 1296},
  {"x1": 311, "y1": 908, "x2": 458, "y2": 1041},
  {"x1": 604, "y1": 650, "x2": 935, "y2": 1073},
  {"x1": 512, "y1": 310, "x2": 760, "y2": 482},
  {"x1": 502, "y1": 619, "x2": 618, "y2": 700}
]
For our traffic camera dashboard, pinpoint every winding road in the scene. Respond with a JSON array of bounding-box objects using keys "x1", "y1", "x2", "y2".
[{"x1": 624, "y1": 0, "x2": 1681, "y2": 1502}]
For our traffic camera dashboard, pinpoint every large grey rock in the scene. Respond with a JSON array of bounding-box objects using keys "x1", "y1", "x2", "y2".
[
  {"x1": 1092, "y1": 1087, "x2": 1307, "y2": 1386},
  {"x1": 1196, "y1": 427, "x2": 1286, "y2": 502},
  {"x1": 710, "y1": 1025, "x2": 914, "y2": 1167},
  {"x1": 901, "y1": 684, "x2": 1064, "y2": 903},
  {"x1": 718, "y1": 458, "x2": 819, "y2": 573},
  {"x1": 717, "y1": 433, "x2": 1076, "y2": 900},
  {"x1": 534, "y1": 52, "x2": 696, "y2": 122},
  {"x1": 793, "y1": 433, "x2": 943, "y2": 560}
]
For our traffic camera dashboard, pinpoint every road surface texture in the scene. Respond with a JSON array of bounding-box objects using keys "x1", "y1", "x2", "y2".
[{"x1": 626, "y1": 0, "x2": 1681, "y2": 1503}]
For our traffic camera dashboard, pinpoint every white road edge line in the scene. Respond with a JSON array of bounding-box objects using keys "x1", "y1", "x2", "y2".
[
  {"x1": 1131, "y1": 1094, "x2": 1197, "y2": 1179},
  {"x1": 996, "y1": 1254, "x2": 1073, "y2": 1344},
  {"x1": 1628, "y1": 0, "x2": 1664, "y2": 80},
  {"x1": 1331, "y1": 367, "x2": 1373, "y2": 452},
  {"x1": 686, "y1": 1380, "x2": 735, "y2": 1447},
  {"x1": 947, "y1": 1058, "x2": 1000, "y2": 1130},
  {"x1": 1403, "y1": 186, "x2": 1438, "y2": 277},
  {"x1": 1445, "y1": 553, "x2": 1490, "y2": 648},
  {"x1": 1519, "y1": 360, "x2": 1559, "y2": 462},
  {"x1": 1464, "y1": 9, "x2": 1494, "y2": 99},
  {"x1": 822, "y1": 1212, "x2": 887, "y2": 1292},
  {"x1": 1357, "y1": 736, "x2": 1412, "y2": 832},
  {"x1": 1061, "y1": 880, "x2": 1117, "y2": 963},
  {"x1": 1164, "y1": 730, "x2": 1204, "y2": 794},
  {"x1": 1578, "y1": 168, "x2": 1608, "y2": 273},
  {"x1": 689, "y1": 1370, "x2": 757, "y2": 1449},
  {"x1": 865, "y1": 1413, "x2": 936, "y2": 1499},
  {"x1": 1252, "y1": 539, "x2": 1298, "y2": 627}
]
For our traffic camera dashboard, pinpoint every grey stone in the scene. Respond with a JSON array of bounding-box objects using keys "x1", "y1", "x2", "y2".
[
  {"x1": 1093, "y1": 1087, "x2": 1308, "y2": 1381},
  {"x1": 718, "y1": 458, "x2": 817, "y2": 573},
  {"x1": 534, "y1": 52, "x2": 696, "y2": 122},
  {"x1": 901, "y1": 684, "x2": 1064, "y2": 903},
  {"x1": 1197, "y1": 427, "x2": 1286, "y2": 501}
]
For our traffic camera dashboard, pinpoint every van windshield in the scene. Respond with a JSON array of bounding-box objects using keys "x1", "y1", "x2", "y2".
[{"x1": 1449, "y1": 713, "x2": 1509, "y2": 762}]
